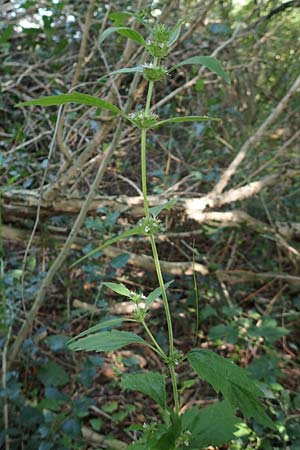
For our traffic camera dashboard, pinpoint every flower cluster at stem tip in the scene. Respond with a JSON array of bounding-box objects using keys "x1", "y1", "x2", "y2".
[
  {"x1": 146, "y1": 24, "x2": 173, "y2": 58},
  {"x1": 129, "y1": 291, "x2": 148, "y2": 322}
]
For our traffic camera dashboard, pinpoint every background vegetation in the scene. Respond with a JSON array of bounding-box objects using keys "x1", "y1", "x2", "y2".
[{"x1": 1, "y1": 0, "x2": 300, "y2": 449}]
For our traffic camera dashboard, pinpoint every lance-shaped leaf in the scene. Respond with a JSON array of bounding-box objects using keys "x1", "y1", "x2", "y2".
[
  {"x1": 145, "y1": 280, "x2": 174, "y2": 306},
  {"x1": 152, "y1": 115, "x2": 220, "y2": 129},
  {"x1": 188, "y1": 349, "x2": 274, "y2": 428},
  {"x1": 68, "y1": 330, "x2": 147, "y2": 352},
  {"x1": 121, "y1": 371, "x2": 167, "y2": 410},
  {"x1": 180, "y1": 401, "x2": 238, "y2": 449},
  {"x1": 109, "y1": 11, "x2": 152, "y2": 31},
  {"x1": 170, "y1": 55, "x2": 230, "y2": 83},
  {"x1": 99, "y1": 26, "x2": 146, "y2": 46},
  {"x1": 72, "y1": 226, "x2": 142, "y2": 267},
  {"x1": 103, "y1": 282, "x2": 131, "y2": 298},
  {"x1": 67, "y1": 318, "x2": 125, "y2": 344},
  {"x1": 98, "y1": 66, "x2": 143, "y2": 82},
  {"x1": 17, "y1": 92, "x2": 127, "y2": 117},
  {"x1": 149, "y1": 199, "x2": 177, "y2": 218},
  {"x1": 167, "y1": 17, "x2": 186, "y2": 46}
]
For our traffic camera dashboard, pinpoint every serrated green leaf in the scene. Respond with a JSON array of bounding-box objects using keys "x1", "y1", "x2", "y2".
[
  {"x1": 181, "y1": 401, "x2": 238, "y2": 449},
  {"x1": 188, "y1": 349, "x2": 274, "y2": 428},
  {"x1": 149, "y1": 199, "x2": 177, "y2": 218},
  {"x1": 145, "y1": 280, "x2": 174, "y2": 306},
  {"x1": 170, "y1": 55, "x2": 230, "y2": 83},
  {"x1": 72, "y1": 226, "x2": 141, "y2": 267},
  {"x1": 17, "y1": 92, "x2": 127, "y2": 117},
  {"x1": 103, "y1": 282, "x2": 131, "y2": 297},
  {"x1": 67, "y1": 317, "x2": 125, "y2": 344},
  {"x1": 121, "y1": 371, "x2": 167, "y2": 410},
  {"x1": 98, "y1": 66, "x2": 143, "y2": 82},
  {"x1": 99, "y1": 26, "x2": 146, "y2": 46},
  {"x1": 68, "y1": 330, "x2": 147, "y2": 352},
  {"x1": 152, "y1": 115, "x2": 220, "y2": 129}
]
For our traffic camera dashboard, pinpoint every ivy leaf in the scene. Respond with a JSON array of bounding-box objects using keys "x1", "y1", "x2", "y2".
[
  {"x1": 180, "y1": 401, "x2": 238, "y2": 449},
  {"x1": 103, "y1": 282, "x2": 131, "y2": 298},
  {"x1": 67, "y1": 317, "x2": 125, "y2": 344},
  {"x1": 170, "y1": 55, "x2": 230, "y2": 83},
  {"x1": 121, "y1": 371, "x2": 167, "y2": 410},
  {"x1": 152, "y1": 115, "x2": 220, "y2": 129},
  {"x1": 68, "y1": 330, "x2": 147, "y2": 353},
  {"x1": 188, "y1": 349, "x2": 274, "y2": 428},
  {"x1": 98, "y1": 66, "x2": 143, "y2": 82},
  {"x1": 99, "y1": 26, "x2": 146, "y2": 46},
  {"x1": 149, "y1": 199, "x2": 177, "y2": 218},
  {"x1": 37, "y1": 361, "x2": 69, "y2": 387},
  {"x1": 72, "y1": 226, "x2": 141, "y2": 267},
  {"x1": 145, "y1": 280, "x2": 174, "y2": 306},
  {"x1": 17, "y1": 92, "x2": 127, "y2": 117}
]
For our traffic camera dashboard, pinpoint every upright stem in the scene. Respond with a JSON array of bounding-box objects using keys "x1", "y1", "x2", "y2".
[{"x1": 140, "y1": 60, "x2": 180, "y2": 414}]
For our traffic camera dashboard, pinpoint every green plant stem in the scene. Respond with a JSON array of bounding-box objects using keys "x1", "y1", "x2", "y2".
[
  {"x1": 140, "y1": 59, "x2": 180, "y2": 414},
  {"x1": 142, "y1": 320, "x2": 166, "y2": 358}
]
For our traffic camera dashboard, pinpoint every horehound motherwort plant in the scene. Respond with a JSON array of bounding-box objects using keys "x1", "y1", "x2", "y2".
[{"x1": 19, "y1": 14, "x2": 274, "y2": 450}]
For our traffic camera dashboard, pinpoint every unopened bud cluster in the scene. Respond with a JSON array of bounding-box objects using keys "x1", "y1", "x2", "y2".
[{"x1": 129, "y1": 110, "x2": 159, "y2": 129}]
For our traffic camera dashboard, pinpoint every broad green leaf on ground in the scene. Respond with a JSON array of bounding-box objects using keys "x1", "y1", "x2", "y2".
[
  {"x1": 68, "y1": 330, "x2": 147, "y2": 352},
  {"x1": 37, "y1": 361, "x2": 69, "y2": 387},
  {"x1": 149, "y1": 199, "x2": 177, "y2": 218},
  {"x1": 98, "y1": 66, "x2": 143, "y2": 82},
  {"x1": 99, "y1": 26, "x2": 146, "y2": 46},
  {"x1": 67, "y1": 317, "x2": 125, "y2": 343},
  {"x1": 248, "y1": 319, "x2": 289, "y2": 343},
  {"x1": 121, "y1": 371, "x2": 166, "y2": 410},
  {"x1": 72, "y1": 226, "x2": 141, "y2": 267},
  {"x1": 17, "y1": 92, "x2": 126, "y2": 117},
  {"x1": 145, "y1": 280, "x2": 174, "y2": 306},
  {"x1": 152, "y1": 115, "x2": 221, "y2": 129},
  {"x1": 103, "y1": 282, "x2": 131, "y2": 298},
  {"x1": 170, "y1": 56, "x2": 230, "y2": 83},
  {"x1": 188, "y1": 349, "x2": 274, "y2": 428},
  {"x1": 180, "y1": 401, "x2": 239, "y2": 449}
]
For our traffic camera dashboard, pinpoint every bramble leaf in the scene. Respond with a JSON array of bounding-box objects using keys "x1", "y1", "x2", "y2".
[
  {"x1": 67, "y1": 318, "x2": 125, "y2": 344},
  {"x1": 121, "y1": 371, "x2": 167, "y2": 410},
  {"x1": 17, "y1": 92, "x2": 126, "y2": 116},
  {"x1": 68, "y1": 330, "x2": 147, "y2": 352},
  {"x1": 103, "y1": 282, "x2": 131, "y2": 297},
  {"x1": 180, "y1": 401, "x2": 238, "y2": 449},
  {"x1": 152, "y1": 115, "x2": 220, "y2": 129},
  {"x1": 170, "y1": 55, "x2": 230, "y2": 83},
  {"x1": 99, "y1": 26, "x2": 146, "y2": 46},
  {"x1": 188, "y1": 349, "x2": 274, "y2": 428}
]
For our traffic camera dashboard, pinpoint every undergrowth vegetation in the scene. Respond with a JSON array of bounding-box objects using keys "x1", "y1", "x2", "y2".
[{"x1": 1, "y1": 1, "x2": 300, "y2": 449}]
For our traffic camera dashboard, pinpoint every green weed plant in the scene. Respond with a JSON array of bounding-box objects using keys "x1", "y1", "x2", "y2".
[{"x1": 19, "y1": 15, "x2": 274, "y2": 449}]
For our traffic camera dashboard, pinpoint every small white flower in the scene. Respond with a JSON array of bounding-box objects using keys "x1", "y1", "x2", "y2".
[{"x1": 145, "y1": 225, "x2": 150, "y2": 233}]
